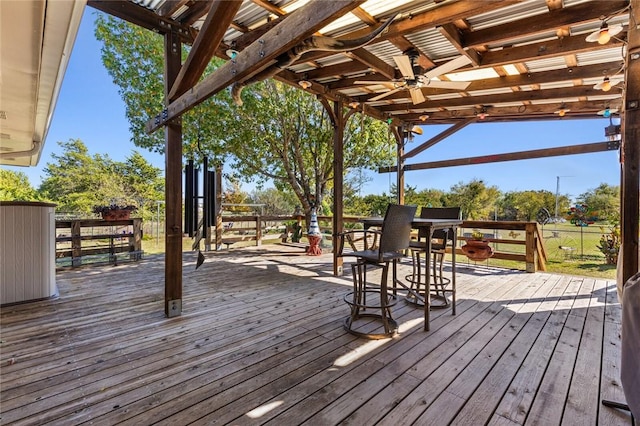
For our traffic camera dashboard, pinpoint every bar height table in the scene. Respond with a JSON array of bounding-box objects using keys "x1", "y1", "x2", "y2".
[{"x1": 361, "y1": 217, "x2": 463, "y2": 331}]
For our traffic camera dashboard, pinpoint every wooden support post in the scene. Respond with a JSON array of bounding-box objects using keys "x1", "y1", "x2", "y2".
[
  {"x1": 621, "y1": 0, "x2": 640, "y2": 285},
  {"x1": 71, "y1": 221, "x2": 81, "y2": 267},
  {"x1": 215, "y1": 166, "x2": 223, "y2": 250},
  {"x1": 525, "y1": 222, "x2": 536, "y2": 273},
  {"x1": 130, "y1": 218, "x2": 142, "y2": 261},
  {"x1": 332, "y1": 100, "x2": 344, "y2": 276},
  {"x1": 164, "y1": 31, "x2": 183, "y2": 318},
  {"x1": 256, "y1": 215, "x2": 262, "y2": 246},
  {"x1": 396, "y1": 126, "x2": 405, "y2": 205}
]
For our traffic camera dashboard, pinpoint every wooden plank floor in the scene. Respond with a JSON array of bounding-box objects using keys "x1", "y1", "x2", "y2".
[{"x1": 0, "y1": 244, "x2": 631, "y2": 425}]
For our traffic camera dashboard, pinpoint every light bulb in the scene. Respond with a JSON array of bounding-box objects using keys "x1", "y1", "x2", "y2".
[
  {"x1": 558, "y1": 110, "x2": 566, "y2": 117},
  {"x1": 601, "y1": 78, "x2": 612, "y2": 92},
  {"x1": 597, "y1": 28, "x2": 611, "y2": 45},
  {"x1": 603, "y1": 108, "x2": 611, "y2": 118},
  {"x1": 419, "y1": 114, "x2": 429, "y2": 121},
  {"x1": 298, "y1": 80, "x2": 312, "y2": 89}
]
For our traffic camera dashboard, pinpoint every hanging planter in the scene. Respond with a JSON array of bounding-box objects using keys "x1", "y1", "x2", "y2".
[{"x1": 93, "y1": 204, "x2": 137, "y2": 221}]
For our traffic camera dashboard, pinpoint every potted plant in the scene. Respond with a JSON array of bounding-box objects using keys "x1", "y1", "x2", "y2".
[
  {"x1": 597, "y1": 225, "x2": 620, "y2": 264},
  {"x1": 461, "y1": 229, "x2": 494, "y2": 261},
  {"x1": 93, "y1": 204, "x2": 138, "y2": 221}
]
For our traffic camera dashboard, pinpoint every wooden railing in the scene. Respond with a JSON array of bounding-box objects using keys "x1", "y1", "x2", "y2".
[
  {"x1": 457, "y1": 220, "x2": 547, "y2": 272},
  {"x1": 55, "y1": 218, "x2": 143, "y2": 267},
  {"x1": 206, "y1": 216, "x2": 547, "y2": 272}
]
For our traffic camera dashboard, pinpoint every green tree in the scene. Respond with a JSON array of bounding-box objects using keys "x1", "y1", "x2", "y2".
[
  {"x1": 116, "y1": 151, "x2": 164, "y2": 220},
  {"x1": 248, "y1": 188, "x2": 297, "y2": 216},
  {"x1": 576, "y1": 183, "x2": 620, "y2": 223},
  {"x1": 0, "y1": 169, "x2": 42, "y2": 201},
  {"x1": 39, "y1": 139, "x2": 119, "y2": 213},
  {"x1": 95, "y1": 14, "x2": 228, "y2": 163},
  {"x1": 500, "y1": 190, "x2": 556, "y2": 221},
  {"x1": 95, "y1": 16, "x2": 394, "y2": 225},
  {"x1": 445, "y1": 179, "x2": 500, "y2": 220},
  {"x1": 39, "y1": 139, "x2": 163, "y2": 216}
]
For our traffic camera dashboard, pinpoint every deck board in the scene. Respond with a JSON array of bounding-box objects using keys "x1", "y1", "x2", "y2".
[{"x1": 0, "y1": 245, "x2": 630, "y2": 425}]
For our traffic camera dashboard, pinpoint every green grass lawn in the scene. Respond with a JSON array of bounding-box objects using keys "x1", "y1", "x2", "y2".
[
  {"x1": 139, "y1": 221, "x2": 618, "y2": 280},
  {"x1": 458, "y1": 221, "x2": 617, "y2": 279}
]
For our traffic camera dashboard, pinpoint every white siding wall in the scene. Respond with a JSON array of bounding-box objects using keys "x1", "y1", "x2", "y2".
[{"x1": 0, "y1": 202, "x2": 56, "y2": 305}]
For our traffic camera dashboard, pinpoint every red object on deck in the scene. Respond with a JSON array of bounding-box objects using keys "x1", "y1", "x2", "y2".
[{"x1": 307, "y1": 235, "x2": 322, "y2": 256}]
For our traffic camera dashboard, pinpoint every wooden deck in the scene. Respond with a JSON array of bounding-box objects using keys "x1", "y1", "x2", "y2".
[{"x1": 0, "y1": 244, "x2": 631, "y2": 425}]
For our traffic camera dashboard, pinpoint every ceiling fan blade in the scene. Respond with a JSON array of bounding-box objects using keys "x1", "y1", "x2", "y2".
[
  {"x1": 393, "y1": 55, "x2": 415, "y2": 79},
  {"x1": 425, "y1": 80, "x2": 471, "y2": 90},
  {"x1": 369, "y1": 87, "x2": 404, "y2": 102},
  {"x1": 424, "y1": 55, "x2": 472, "y2": 79},
  {"x1": 355, "y1": 81, "x2": 398, "y2": 90},
  {"x1": 409, "y1": 87, "x2": 425, "y2": 104}
]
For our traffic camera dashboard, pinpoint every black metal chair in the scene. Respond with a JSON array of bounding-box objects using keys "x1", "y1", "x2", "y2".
[
  {"x1": 406, "y1": 206, "x2": 461, "y2": 310},
  {"x1": 338, "y1": 203, "x2": 417, "y2": 339}
]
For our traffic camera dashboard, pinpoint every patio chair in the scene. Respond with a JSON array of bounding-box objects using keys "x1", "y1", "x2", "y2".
[
  {"x1": 338, "y1": 203, "x2": 417, "y2": 339},
  {"x1": 406, "y1": 206, "x2": 461, "y2": 311}
]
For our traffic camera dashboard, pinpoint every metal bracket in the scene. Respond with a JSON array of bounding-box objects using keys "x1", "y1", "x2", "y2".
[
  {"x1": 607, "y1": 140, "x2": 621, "y2": 150},
  {"x1": 168, "y1": 299, "x2": 182, "y2": 317}
]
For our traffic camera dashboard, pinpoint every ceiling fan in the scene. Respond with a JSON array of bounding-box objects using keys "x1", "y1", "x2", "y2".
[{"x1": 355, "y1": 49, "x2": 473, "y2": 105}]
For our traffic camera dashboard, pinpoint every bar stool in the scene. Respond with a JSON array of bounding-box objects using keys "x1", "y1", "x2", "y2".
[
  {"x1": 338, "y1": 204, "x2": 417, "y2": 339},
  {"x1": 406, "y1": 207, "x2": 460, "y2": 311}
]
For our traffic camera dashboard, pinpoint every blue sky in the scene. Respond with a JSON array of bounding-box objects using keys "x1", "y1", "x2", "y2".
[{"x1": 3, "y1": 8, "x2": 621, "y2": 202}]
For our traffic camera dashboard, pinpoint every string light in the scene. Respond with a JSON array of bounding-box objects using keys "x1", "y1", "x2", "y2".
[
  {"x1": 585, "y1": 22, "x2": 623, "y2": 45},
  {"x1": 298, "y1": 80, "x2": 312, "y2": 89},
  {"x1": 554, "y1": 103, "x2": 570, "y2": 117}
]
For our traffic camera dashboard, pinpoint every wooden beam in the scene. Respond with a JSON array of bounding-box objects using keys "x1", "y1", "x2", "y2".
[
  {"x1": 394, "y1": 100, "x2": 620, "y2": 123},
  {"x1": 463, "y1": 0, "x2": 628, "y2": 48},
  {"x1": 252, "y1": 0, "x2": 286, "y2": 17},
  {"x1": 347, "y1": 62, "x2": 622, "y2": 99},
  {"x1": 147, "y1": 0, "x2": 366, "y2": 133},
  {"x1": 389, "y1": 36, "x2": 435, "y2": 69},
  {"x1": 378, "y1": 85, "x2": 610, "y2": 112},
  {"x1": 438, "y1": 23, "x2": 481, "y2": 66},
  {"x1": 305, "y1": 61, "x2": 370, "y2": 80},
  {"x1": 479, "y1": 31, "x2": 626, "y2": 68},
  {"x1": 380, "y1": 141, "x2": 620, "y2": 173},
  {"x1": 157, "y1": 0, "x2": 189, "y2": 17},
  {"x1": 345, "y1": 48, "x2": 396, "y2": 80},
  {"x1": 293, "y1": 0, "x2": 520, "y2": 65},
  {"x1": 87, "y1": 0, "x2": 195, "y2": 43},
  {"x1": 402, "y1": 118, "x2": 474, "y2": 160},
  {"x1": 164, "y1": 31, "x2": 183, "y2": 318},
  {"x1": 621, "y1": 0, "x2": 640, "y2": 285},
  {"x1": 168, "y1": 0, "x2": 242, "y2": 100},
  {"x1": 175, "y1": 1, "x2": 212, "y2": 25}
]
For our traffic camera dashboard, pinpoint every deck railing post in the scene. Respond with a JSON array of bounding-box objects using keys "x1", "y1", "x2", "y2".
[
  {"x1": 256, "y1": 215, "x2": 262, "y2": 246},
  {"x1": 71, "y1": 220, "x2": 82, "y2": 267},
  {"x1": 525, "y1": 222, "x2": 536, "y2": 273}
]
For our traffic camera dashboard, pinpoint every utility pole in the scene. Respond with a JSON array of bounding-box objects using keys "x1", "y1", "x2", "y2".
[{"x1": 554, "y1": 175, "x2": 573, "y2": 221}]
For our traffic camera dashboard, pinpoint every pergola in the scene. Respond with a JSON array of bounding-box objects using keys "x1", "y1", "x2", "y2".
[{"x1": 2, "y1": 0, "x2": 639, "y2": 318}]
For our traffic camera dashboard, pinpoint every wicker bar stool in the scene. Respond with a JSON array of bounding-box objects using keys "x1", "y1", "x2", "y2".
[
  {"x1": 406, "y1": 207, "x2": 460, "y2": 311},
  {"x1": 338, "y1": 203, "x2": 417, "y2": 339}
]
